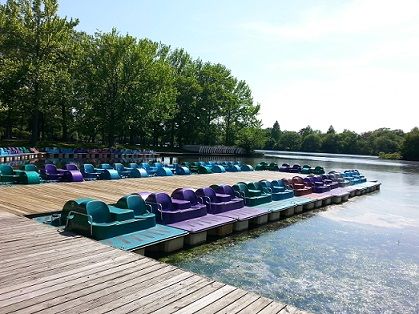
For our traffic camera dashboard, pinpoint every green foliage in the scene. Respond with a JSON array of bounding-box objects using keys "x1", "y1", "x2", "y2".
[
  {"x1": 401, "y1": 127, "x2": 419, "y2": 161},
  {"x1": 0, "y1": 0, "x2": 79, "y2": 144},
  {"x1": 264, "y1": 125, "x2": 416, "y2": 160},
  {"x1": 301, "y1": 133, "x2": 322, "y2": 152},
  {"x1": 0, "y1": 0, "x2": 261, "y2": 149},
  {"x1": 235, "y1": 126, "x2": 267, "y2": 154},
  {"x1": 378, "y1": 152, "x2": 402, "y2": 160},
  {"x1": 278, "y1": 131, "x2": 302, "y2": 151}
]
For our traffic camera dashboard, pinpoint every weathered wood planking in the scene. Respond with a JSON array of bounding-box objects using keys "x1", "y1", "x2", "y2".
[
  {"x1": 0, "y1": 214, "x2": 308, "y2": 313},
  {"x1": 0, "y1": 171, "x2": 294, "y2": 216}
]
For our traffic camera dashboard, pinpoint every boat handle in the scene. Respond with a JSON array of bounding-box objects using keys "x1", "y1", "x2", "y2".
[
  {"x1": 66, "y1": 211, "x2": 93, "y2": 236},
  {"x1": 145, "y1": 201, "x2": 164, "y2": 221},
  {"x1": 145, "y1": 204, "x2": 153, "y2": 213}
]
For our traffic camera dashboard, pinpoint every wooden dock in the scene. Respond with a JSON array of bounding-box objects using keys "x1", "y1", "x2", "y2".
[
  {"x1": 0, "y1": 172, "x2": 310, "y2": 313},
  {"x1": 0, "y1": 212, "x2": 305, "y2": 313}
]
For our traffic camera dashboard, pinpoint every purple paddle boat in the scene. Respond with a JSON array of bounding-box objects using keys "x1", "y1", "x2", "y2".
[
  {"x1": 196, "y1": 185, "x2": 269, "y2": 231},
  {"x1": 63, "y1": 164, "x2": 84, "y2": 182},
  {"x1": 41, "y1": 164, "x2": 65, "y2": 181},
  {"x1": 146, "y1": 190, "x2": 235, "y2": 246}
]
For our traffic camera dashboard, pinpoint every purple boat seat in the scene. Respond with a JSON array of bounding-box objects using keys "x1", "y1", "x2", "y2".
[
  {"x1": 63, "y1": 164, "x2": 84, "y2": 182},
  {"x1": 321, "y1": 175, "x2": 339, "y2": 189},
  {"x1": 41, "y1": 164, "x2": 65, "y2": 181},
  {"x1": 200, "y1": 185, "x2": 268, "y2": 221},
  {"x1": 171, "y1": 188, "x2": 207, "y2": 212},
  {"x1": 195, "y1": 187, "x2": 244, "y2": 214},
  {"x1": 304, "y1": 176, "x2": 330, "y2": 193},
  {"x1": 145, "y1": 192, "x2": 206, "y2": 224}
]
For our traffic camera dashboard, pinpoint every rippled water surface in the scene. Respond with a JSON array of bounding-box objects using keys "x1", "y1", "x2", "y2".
[{"x1": 162, "y1": 154, "x2": 419, "y2": 314}]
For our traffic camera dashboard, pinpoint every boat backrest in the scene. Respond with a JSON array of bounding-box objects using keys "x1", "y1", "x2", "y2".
[
  {"x1": 83, "y1": 164, "x2": 95, "y2": 173},
  {"x1": 0, "y1": 164, "x2": 13, "y2": 175},
  {"x1": 153, "y1": 193, "x2": 175, "y2": 211},
  {"x1": 233, "y1": 182, "x2": 249, "y2": 195},
  {"x1": 85, "y1": 200, "x2": 113, "y2": 223},
  {"x1": 22, "y1": 164, "x2": 38, "y2": 172},
  {"x1": 212, "y1": 184, "x2": 235, "y2": 197},
  {"x1": 113, "y1": 163, "x2": 125, "y2": 172},
  {"x1": 172, "y1": 188, "x2": 200, "y2": 205},
  {"x1": 259, "y1": 180, "x2": 272, "y2": 189},
  {"x1": 100, "y1": 163, "x2": 113, "y2": 169},
  {"x1": 195, "y1": 187, "x2": 217, "y2": 202},
  {"x1": 292, "y1": 176, "x2": 304, "y2": 184},
  {"x1": 65, "y1": 164, "x2": 79, "y2": 171},
  {"x1": 248, "y1": 181, "x2": 263, "y2": 191},
  {"x1": 45, "y1": 164, "x2": 58, "y2": 174},
  {"x1": 117, "y1": 194, "x2": 148, "y2": 215}
]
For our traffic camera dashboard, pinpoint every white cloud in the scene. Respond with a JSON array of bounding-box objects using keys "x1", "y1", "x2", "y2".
[{"x1": 241, "y1": 0, "x2": 419, "y2": 41}]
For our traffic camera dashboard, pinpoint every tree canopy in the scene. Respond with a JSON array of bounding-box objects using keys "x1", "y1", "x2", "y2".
[{"x1": 0, "y1": 0, "x2": 262, "y2": 150}]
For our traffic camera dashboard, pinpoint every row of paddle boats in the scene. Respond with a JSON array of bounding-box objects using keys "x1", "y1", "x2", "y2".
[
  {"x1": 34, "y1": 169, "x2": 380, "y2": 254},
  {"x1": 255, "y1": 161, "x2": 326, "y2": 174},
  {"x1": 0, "y1": 160, "x2": 256, "y2": 184}
]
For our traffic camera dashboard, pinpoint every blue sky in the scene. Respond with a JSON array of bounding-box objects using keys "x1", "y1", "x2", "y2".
[{"x1": 56, "y1": 1, "x2": 418, "y2": 132}]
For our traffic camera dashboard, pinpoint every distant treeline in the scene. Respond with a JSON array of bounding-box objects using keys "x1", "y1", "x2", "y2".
[
  {"x1": 264, "y1": 122, "x2": 419, "y2": 161},
  {"x1": 0, "y1": 0, "x2": 261, "y2": 148}
]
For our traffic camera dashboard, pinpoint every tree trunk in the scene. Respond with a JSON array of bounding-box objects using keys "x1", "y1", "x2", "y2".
[
  {"x1": 30, "y1": 110, "x2": 40, "y2": 145},
  {"x1": 61, "y1": 103, "x2": 68, "y2": 141}
]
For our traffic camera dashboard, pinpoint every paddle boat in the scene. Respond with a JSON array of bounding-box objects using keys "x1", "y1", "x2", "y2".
[
  {"x1": 255, "y1": 161, "x2": 269, "y2": 171},
  {"x1": 0, "y1": 164, "x2": 41, "y2": 184},
  {"x1": 240, "y1": 164, "x2": 254, "y2": 171},
  {"x1": 278, "y1": 163, "x2": 291, "y2": 172},
  {"x1": 301, "y1": 165, "x2": 312, "y2": 174},
  {"x1": 175, "y1": 164, "x2": 191, "y2": 175},
  {"x1": 34, "y1": 196, "x2": 187, "y2": 254},
  {"x1": 196, "y1": 185, "x2": 269, "y2": 231},
  {"x1": 211, "y1": 164, "x2": 226, "y2": 173},
  {"x1": 145, "y1": 190, "x2": 235, "y2": 245}
]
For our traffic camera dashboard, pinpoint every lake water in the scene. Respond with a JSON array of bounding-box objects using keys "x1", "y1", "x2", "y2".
[{"x1": 162, "y1": 153, "x2": 419, "y2": 314}]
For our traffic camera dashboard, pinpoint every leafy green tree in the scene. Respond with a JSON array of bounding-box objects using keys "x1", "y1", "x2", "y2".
[
  {"x1": 401, "y1": 127, "x2": 419, "y2": 161},
  {"x1": 271, "y1": 121, "x2": 281, "y2": 143},
  {"x1": 278, "y1": 131, "x2": 302, "y2": 151},
  {"x1": 0, "y1": 0, "x2": 78, "y2": 144},
  {"x1": 339, "y1": 130, "x2": 362, "y2": 154},
  {"x1": 322, "y1": 133, "x2": 341, "y2": 153},
  {"x1": 299, "y1": 125, "x2": 314, "y2": 138},
  {"x1": 301, "y1": 133, "x2": 322, "y2": 152},
  {"x1": 327, "y1": 125, "x2": 336, "y2": 134},
  {"x1": 236, "y1": 125, "x2": 267, "y2": 154}
]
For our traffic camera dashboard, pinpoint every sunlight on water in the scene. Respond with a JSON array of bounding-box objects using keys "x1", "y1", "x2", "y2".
[{"x1": 163, "y1": 155, "x2": 419, "y2": 313}]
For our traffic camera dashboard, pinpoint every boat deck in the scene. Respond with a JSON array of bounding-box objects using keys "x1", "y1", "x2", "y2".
[{"x1": 0, "y1": 212, "x2": 304, "y2": 313}]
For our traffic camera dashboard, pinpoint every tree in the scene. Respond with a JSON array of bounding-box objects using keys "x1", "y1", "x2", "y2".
[
  {"x1": 236, "y1": 126, "x2": 267, "y2": 154},
  {"x1": 401, "y1": 127, "x2": 419, "y2": 161},
  {"x1": 299, "y1": 125, "x2": 314, "y2": 138},
  {"x1": 278, "y1": 131, "x2": 302, "y2": 151},
  {"x1": 322, "y1": 133, "x2": 340, "y2": 153},
  {"x1": 301, "y1": 133, "x2": 322, "y2": 152},
  {"x1": 327, "y1": 125, "x2": 336, "y2": 134},
  {"x1": 0, "y1": 0, "x2": 78, "y2": 144},
  {"x1": 271, "y1": 121, "x2": 281, "y2": 143}
]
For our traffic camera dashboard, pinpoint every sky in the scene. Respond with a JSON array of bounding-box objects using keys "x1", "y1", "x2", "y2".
[{"x1": 54, "y1": 0, "x2": 419, "y2": 133}]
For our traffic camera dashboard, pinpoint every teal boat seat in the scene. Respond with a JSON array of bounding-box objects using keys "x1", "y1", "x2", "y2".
[
  {"x1": 115, "y1": 194, "x2": 156, "y2": 227},
  {"x1": 233, "y1": 182, "x2": 272, "y2": 206}
]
